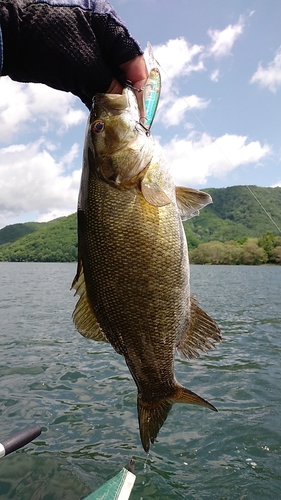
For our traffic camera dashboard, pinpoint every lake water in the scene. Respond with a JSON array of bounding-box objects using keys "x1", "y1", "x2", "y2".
[{"x1": 0, "y1": 263, "x2": 280, "y2": 499}]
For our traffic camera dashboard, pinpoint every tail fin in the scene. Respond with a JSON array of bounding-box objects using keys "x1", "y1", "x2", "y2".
[{"x1": 138, "y1": 385, "x2": 217, "y2": 452}]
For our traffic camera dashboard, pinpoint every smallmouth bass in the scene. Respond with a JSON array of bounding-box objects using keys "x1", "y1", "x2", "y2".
[{"x1": 72, "y1": 88, "x2": 221, "y2": 452}]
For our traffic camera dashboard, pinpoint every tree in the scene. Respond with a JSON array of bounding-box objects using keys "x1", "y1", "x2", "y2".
[
  {"x1": 241, "y1": 239, "x2": 267, "y2": 265},
  {"x1": 189, "y1": 241, "x2": 242, "y2": 265},
  {"x1": 270, "y1": 246, "x2": 281, "y2": 264},
  {"x1": 258, "y1": 231, "x2": 275, "y2": 257}
]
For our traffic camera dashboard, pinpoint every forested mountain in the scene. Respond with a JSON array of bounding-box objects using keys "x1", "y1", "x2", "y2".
[
  {"x1": 183, "y1": 185, "x2": 281, "y2": 247},
  {"x1": 0, "y1": 186, "x2": 280, "y2": 263},
  {"x1": 0, "y1": 221, "x2": 43, "y2": 245},
  {"x1": 0, "y1": 215, "x2": 77, "y2": 262}
]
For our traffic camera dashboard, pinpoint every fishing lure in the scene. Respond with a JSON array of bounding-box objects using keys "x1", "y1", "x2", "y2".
[
  {"x1": 141, "y1": 41, "x2": 161, "y2": 130},
  {"x1": 126, "y1": 42, "x2": 161, "y2": 132},
  {"x1": 142, "y1": 66, "x2": 161, "y2": 130}
]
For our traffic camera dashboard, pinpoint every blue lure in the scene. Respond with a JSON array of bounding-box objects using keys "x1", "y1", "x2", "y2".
[{"x1": 142, "y1": 67, "x2": 161, "y2": 130}]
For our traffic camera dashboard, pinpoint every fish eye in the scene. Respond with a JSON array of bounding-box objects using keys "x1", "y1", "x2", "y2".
[{"x1": 92, "y1": 120, "x2": 105, "y2": 134}]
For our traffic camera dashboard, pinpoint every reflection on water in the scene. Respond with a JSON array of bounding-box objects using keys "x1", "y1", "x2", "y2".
[{"x1": 0, "y1": 263, "x2": 280, "y2": 499}]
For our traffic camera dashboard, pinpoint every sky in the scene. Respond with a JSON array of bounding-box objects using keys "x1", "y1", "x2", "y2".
[{"x1": 1, "y1": 0, "x2": 281, "y2": 228}]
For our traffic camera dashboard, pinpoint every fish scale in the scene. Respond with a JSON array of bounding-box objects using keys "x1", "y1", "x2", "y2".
[
  {"x1": 85, "y1": 176, "x2": 185, "y2": 374},
  {"x1": 72, "y1": 88, "x2": 221, "y2": 452}
]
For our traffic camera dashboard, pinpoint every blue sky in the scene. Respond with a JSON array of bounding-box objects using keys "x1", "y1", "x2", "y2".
[{"x1": 0, "y1": 0, "x2": 281, "y2": 228}]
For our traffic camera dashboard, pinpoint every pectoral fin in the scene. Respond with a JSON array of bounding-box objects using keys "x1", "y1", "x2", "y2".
[
  {"x1": 140, "y1": 164, "x2": 172, "y2": 206},
  {"x1": 141, "y1": 180, "x2": 172, "y2": 206},
  {"x1": 175, "y1": 187, "x2": 212, "y2": 220},
  {"x1": 177, "y1": 296, "x2": 221, "y2": 359},
  {"x1": 71, "y1": 256, "x2": 108, "y2": 343}
]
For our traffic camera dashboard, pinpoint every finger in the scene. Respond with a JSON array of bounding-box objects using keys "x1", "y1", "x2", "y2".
[
  {"x1": 130, "y1": 77, "x2": 147, "y2": 121},
  {"x1": 119, "y1": 55, "x2": 148, "y2": 117},
  {"x1": 119, "y1": 55, "x2": 148, "y2": 85}
]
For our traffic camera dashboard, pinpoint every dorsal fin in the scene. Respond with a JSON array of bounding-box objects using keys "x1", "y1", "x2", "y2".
[
  {"x1": 176, "y1": 296, "x2": 221, "y2": 359},
  {"x1": 175, "y1": 187, "x2": 212, "y2": 220},
  {"x1": 71, "y1": 256, "x2": 108, "y2": 342}
]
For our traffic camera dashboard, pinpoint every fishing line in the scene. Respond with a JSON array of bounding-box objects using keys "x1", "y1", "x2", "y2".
[
  {"x1": 156, "y1": 61, "x2": 281, "y2": 234},
  {"x1": 245, "y1": 185, "x2": 281, "y2": 233}
]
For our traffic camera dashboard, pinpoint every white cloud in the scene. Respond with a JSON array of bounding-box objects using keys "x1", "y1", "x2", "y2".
[
  {"x1": 151, "y1": 38, "x2": 204, "y2": 82},
  {"x1": 163, "y1": 132, "x2": 271, "y2": 186},
  {"x1": 207, "y1": 17, "x2": 244, "y2": 58},
  {"x1": 0, "y1": 79, "x2": 87, "y2": 228},
  {"x1": 157, "y1": 94, "x2": 209, "y2": 127},
  {"x1": 251, "y1": 47, "x2": 281, "y2": 92},
  {"x1": 210, "y1": 69, "x2": 220, "y2": 82},
  {"x1": 0, "y1": 77, "x2": 87, "y2": 142},
  {"x1": 61, "y1": 143, "x2": 80, "y2": 166},
  {"x1": 148, "y1": 39, "x2": 207, "y2": 127},
  {"x1": 0, "y1": 139, "x2": 81, "y2": 228}
]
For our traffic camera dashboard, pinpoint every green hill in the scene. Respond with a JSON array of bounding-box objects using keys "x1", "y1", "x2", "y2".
[
  {"x1": 0, "y1": 221, "x2": 43, "y2": 245},
  {"x1": 0, "y1": 214, "x2": 77, "y2": 262},
  {"x1": 183, "y1": 185, "x2": 281, "y2": 246},
  {"x1": 0, "y1": 186, "x2": 280, "y2": 262}
]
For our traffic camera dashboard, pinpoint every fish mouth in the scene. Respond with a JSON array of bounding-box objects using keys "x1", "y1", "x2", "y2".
[
  {"x1": 91, "y1": 88, "x2": 148, "y2": 157},
  {"x1": 93, "y1": 91, "x2": 128, "y2": 113},
  {"x1": 92, "y1": 88, "x2": 140, "y2": 121}
]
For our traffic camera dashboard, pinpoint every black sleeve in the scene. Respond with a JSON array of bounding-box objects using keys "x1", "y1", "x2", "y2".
[{"x1": 0, "y1": 0, "x2": 143, "y2": 108}]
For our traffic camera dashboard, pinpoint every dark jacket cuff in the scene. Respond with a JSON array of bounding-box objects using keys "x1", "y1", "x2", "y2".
[{"x1": 0, "y1": 25, "x2": 3, "y2": 75}]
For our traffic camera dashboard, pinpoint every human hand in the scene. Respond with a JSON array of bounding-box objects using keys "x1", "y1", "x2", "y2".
[
  {"x1": 107, "y1": 55, "x2": 148, "y2": 117},
  {"x1": 0, "y1": 0, "x2": 146, "y2": 110}
]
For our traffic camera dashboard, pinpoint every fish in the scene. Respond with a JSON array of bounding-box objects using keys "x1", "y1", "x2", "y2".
[{"x1": 71, "y1": 88, "x2": 221, "y2": 452}]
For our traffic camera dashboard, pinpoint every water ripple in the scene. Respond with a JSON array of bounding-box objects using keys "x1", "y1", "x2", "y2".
[{"x1": 0, "y1": 263, "x2": 280, "y2": 499}]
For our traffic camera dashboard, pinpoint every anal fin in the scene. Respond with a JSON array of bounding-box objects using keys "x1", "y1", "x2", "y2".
[{"x1": 177, "y1": 296, "x2": 221, "y2": 359}]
